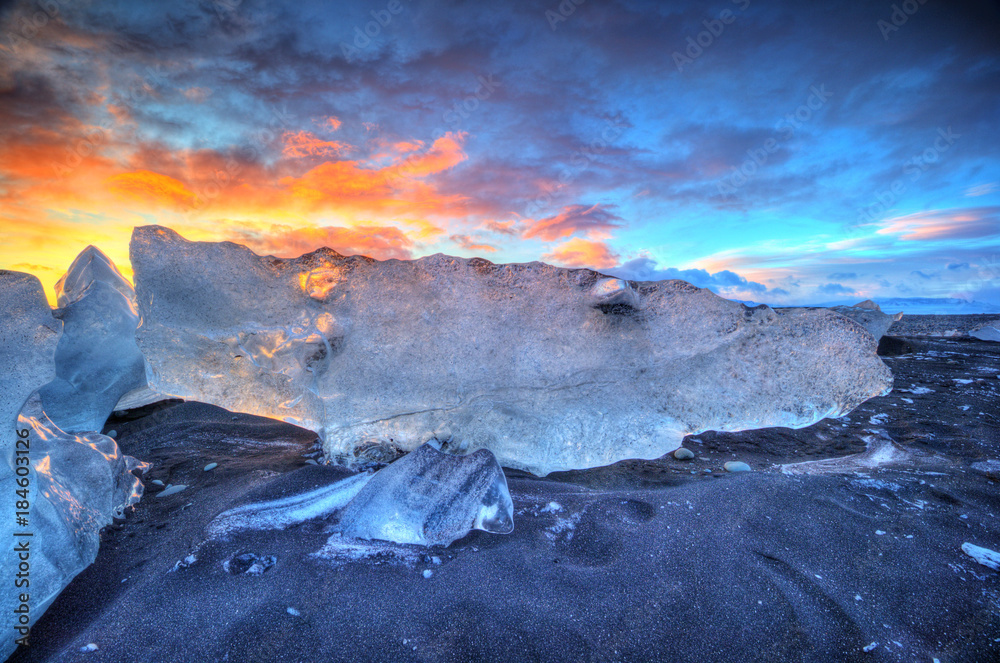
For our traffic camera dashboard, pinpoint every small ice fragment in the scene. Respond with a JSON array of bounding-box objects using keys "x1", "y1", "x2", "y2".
[
  {"x1": 184, "y1": 555, "x2": 196, "y2": 565},
  {"x1": 724, "y1": 461, "x2": 751, "y2": 473},
  {"x1": 854, "y1": 594, "x2": 862, "y2": 601},
  {"x1": 540, "y1": 502, "x2": 563, "y2": 514},
  {"x1": 954, "y1": 378, "x2": 973, "y2": 385},
  {"x1": 862, "y1": 642, "x2": 878, "y2": 652},
  {"x1": 960, "y1": 514, "x2": 968, "y2": 519},
  {"x1": 814, "y1": 574, "x2": 822, "y2": 579},
  {"x1": 204, "y1": 462, "x2": 218, "y2": 471},
  {"x1": 157, "y1": 484, "x2": 188, "y2": 498},
  {"x1": 901, "y1": 398, "x2": 913, "y2": 404},
  {"x1": 961, "y1": 542, "x2": 1000, "y2": 570},
  {"x1": 305, "y1": 459, "x2": 319, "y2": 465},
  {"x1": 81, "y1": 643, "x2": 99, "y2": 652},
  {"x1": 431, "y1": 556, "x2": 442, "y2": 565},
  {"x1": 905, "y1": 535, "x2": 913, "y2": 539},
  {"x1": 334, "y1": 444, "x2": 513, "y2": 547},
  {"x1": 287, "y1": 607, "x2": 301, "y2": 616},
  {"x1": 875, "y1": 530, "x2": 886, "y2": 535},
  {"x1": 422, "y1": 569, "x2": 433, "y2": 578}
]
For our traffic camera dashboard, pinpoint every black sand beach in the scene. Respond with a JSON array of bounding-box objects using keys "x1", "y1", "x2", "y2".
[{"x1": 10, "y1": 328, "x2": 1000, "y2": 663}]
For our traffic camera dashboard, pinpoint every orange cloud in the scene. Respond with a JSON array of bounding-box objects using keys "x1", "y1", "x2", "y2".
[
  {"x1": 876, "y1": 208, "x2": 1000, "y2": 242},
  {"x1": 227, "y1": 224, "x2": 415, "y2": 260},
  {"x1": 386, "y1": 132, "x2": 467, "y2": 182},
  {"x1": 542, "y1": 238, "x2": 619, "y2": 269},
  {"x1": 450, "y1": 234, "x2": 498, "y2": 253},
  {"x1": 107, "y1": 170, "x2": 197, "y2": 207},
  {"x1": 282, "y1": 130, "x2": 349, "y2": 158},
  {"x1": 523, "y1": 204, "x2": 622, "y2": 241}
]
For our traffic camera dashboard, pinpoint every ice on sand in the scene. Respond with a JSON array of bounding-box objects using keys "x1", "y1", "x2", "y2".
[
  {"x1": 131, "y1": 225, "x2": 892, "y2": 476},
  {"x1": 209, "y1": 444, "x2": 513, "y2": 547},
  {"x1": 0, "y1": 272, "x2": 147, "y2": 659},
  {"x1": 38, "y1": 247, "x2": 148, "y2": 433}
]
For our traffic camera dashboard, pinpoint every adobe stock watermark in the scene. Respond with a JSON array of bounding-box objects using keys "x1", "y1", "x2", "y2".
[
  {"x1": 340, "y1": 0, "x2": 411, "y2": 59},
  {"x1": 2, "y1": 0, "x2": 76, "y2": 59},
  {"x1": 524, "y1": 116, "x2": 628, "y2": 219},
  {"x1": 673, "y1": 0, "x2": 751, "y2": 72},
  {"x1": 717, "y1": 84, "x2": 832, "y2": 195},
  {"x1": 854, "y1": 126, "x2": 960, "y2": 225},
  {"x1": 209, "y1": 0, "x2": 242, "y2": 18},
  {"x1": 877, "y1": 0, "x2": 930, "y2": 41},
  {"x1": 180, "y1": 103, "x2": 298, "y2": 220},
  {"x1": 50, "y1": 65, "x2": 170, "y2": 178},
  {"x1": 963, "y1": 255, "x2": 1000, "y2": 296},
  {"x1": 384, "y1": 74, "x2": 502, "y2": 187},
  {"x1": 545, "y1": 0, "x2": 586, "y2": 31}
]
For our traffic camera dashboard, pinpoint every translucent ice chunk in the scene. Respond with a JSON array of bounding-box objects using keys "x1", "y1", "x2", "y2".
[
  {"x1": 0, "y1": 272, "x2": 147, "y2": 658},
  {"x1": 38, "y1": 247, "x2": 148, "y2": 432},
  {"x1": 829, "y1": 300, "x2": 903, "y2": 340},
  {"x1": 207, "y1": 444, "x2": 512, "y2": 547},
  {"x1": 0, "y1": 400, "x2": 147, "y2": 658},
  {"x1": 970, "y1": 323, "x2": 1000, "y2": 342},
  {"x1": 207, "y1": 471, "x2": 373, "y2": 536},
  {"x1": 131, "y1": 225, "x2": 893, "y2": 475},
  {"x1": 333, "y1": 443, "x2": 514, "y2": 546}
]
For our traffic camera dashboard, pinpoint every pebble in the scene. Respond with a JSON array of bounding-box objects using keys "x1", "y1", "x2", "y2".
[
  {"x1": 673, "y1": 448, "x2": 695, "y2": 460},
  {"x1": 422, "y1": 569, "x2": 433, "y2": 578},
  {"x1": 156, "y1": 484, "x2": 188, "y2": 498},
  {"x1": 106, "y1": 430, "x2": 117, "y2": 438},
  {"x1": 203, "y1": 462, "x2": 218, "y2": 471},
  {"x1": 724, "y1": 461, "x2": 751, "y2": 473}
]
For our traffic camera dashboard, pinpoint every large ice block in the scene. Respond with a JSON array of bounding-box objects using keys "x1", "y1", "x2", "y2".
[
  {"x1": 1, "y1": 397, "x2": 147, "y2": 656},
  {"x1": 0, "y1": 271, "x2": 147, "y2": 659},
  {"x1": 131, "y1": 225, "x2": 893, "y2": 475},
  {"x1": 39, "y1": 246, "x2": 149, "y2": 432}
]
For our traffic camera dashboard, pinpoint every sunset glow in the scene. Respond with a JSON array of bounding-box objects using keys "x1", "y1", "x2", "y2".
[{"x1": 1, "y1": 0, "x2": 998, "y2": 309}]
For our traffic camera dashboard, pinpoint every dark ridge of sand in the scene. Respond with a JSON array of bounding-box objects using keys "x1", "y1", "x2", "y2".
[{"x1": 8, "y1": 336, "x2": 1000, "y2": 663}]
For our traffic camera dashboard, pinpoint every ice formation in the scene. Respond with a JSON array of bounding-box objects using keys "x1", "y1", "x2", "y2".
[
  {"x1": 209, "y1": 444, "x2": 513, "y2": 547},
  {"x1": 38, "y1": 247, "x2": 149, "y2": 432},
  {"x1": 0, "y1": 271, "x2": 147, "y2": 659},
  {"x1": 334, "y1": 443, "x2": 513, "y2": 546},
  {"x1": 829, "y1": 300, "x2": 903, "y2": 340},
  {"x1": 131, "y1": 225, "x2": 893, "y2": 475},
  {"x1": 970, "y1": 322, "x2": 1000, "y2": 342}
]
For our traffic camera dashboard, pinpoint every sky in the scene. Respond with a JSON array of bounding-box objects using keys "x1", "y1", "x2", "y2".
[{"x1": 1, "y1": 0, "x2": 998, "y2": 309}]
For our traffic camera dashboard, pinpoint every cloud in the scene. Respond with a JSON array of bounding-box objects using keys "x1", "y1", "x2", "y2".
[
  {"x1": 947, "y1": 262, "x2": 970, "y2": 271},
  {"x1": 450, "y1": 234, "x2": 497, "y2": 253},
  {"x1": 542, "y1": 238, "x2": 619, "y2": 269},
  {"x1": 611, "y1": 257, "x2": 769, "y2": 294},
  {"x1": 107, "y1": 170, "x2": 197, "y2": 208},
  {"x1": 281, "y1": 131, "x2": 349, "y2": 158},
  {"x1": 522, "y1": 204, "x2": 623, "y2": 241},
  {"x1": 226, "y1": 224, "x2": 414, "y2": 260},
  {"x1": 877, "y1": 208, "x2": 1000, "y2": 242},
  {"x1": 828, "y1": 272, "x2": 857, "y2": 280},
  {"x1": 818, "y1": 283, "x2": 856, "y2": 295}
]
